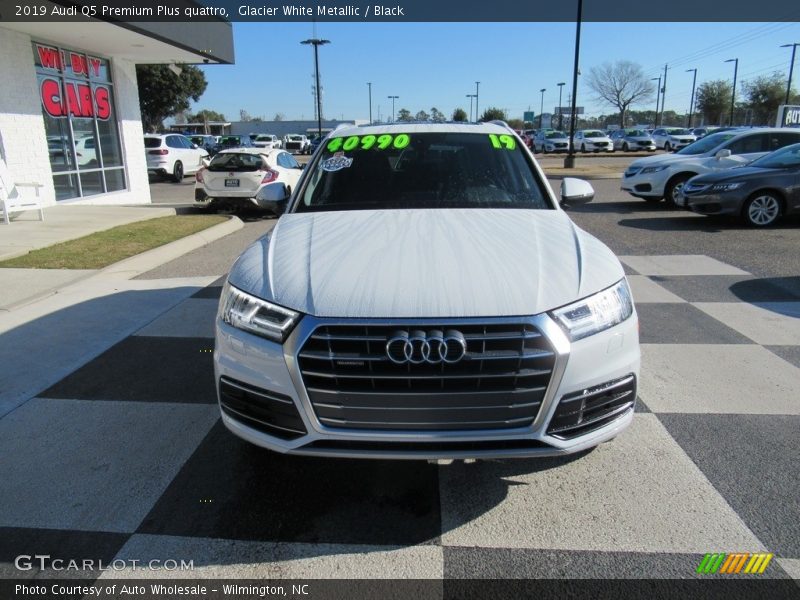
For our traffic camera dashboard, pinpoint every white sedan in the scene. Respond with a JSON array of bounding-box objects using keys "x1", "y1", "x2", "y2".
[
  {"x1": 194, "y1": 148, "x2": 303, "y2": 214},
  {"x1": 573, "y1": 129, "x2": 614, "y2": 153}
]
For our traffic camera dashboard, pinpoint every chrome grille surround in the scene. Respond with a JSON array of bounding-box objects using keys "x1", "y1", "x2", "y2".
[{"x1": 283, "y1": 314, "x2": 572, "y2": 440}]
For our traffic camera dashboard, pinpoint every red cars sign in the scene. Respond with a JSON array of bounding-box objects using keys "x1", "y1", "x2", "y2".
[{"x1": 35, "y1": 44, "x2": 111, "y2": 120}]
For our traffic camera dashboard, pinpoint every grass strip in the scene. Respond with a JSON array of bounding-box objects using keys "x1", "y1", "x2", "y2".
[{"x1": 0, "y1": 215, "x2": 227, "y2": 269}]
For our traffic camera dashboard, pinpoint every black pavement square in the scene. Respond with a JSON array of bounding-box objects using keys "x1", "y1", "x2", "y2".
[
  {"x1": 40, "y1": 337, "x2": 216, "y2": 403},
  {"x1": 634, "y1": 395, "x2": 650, "y2": 413},
  {"x1": 442, "y1": 546, "x2": 792, "y2": 579},
  {"x1": 765, "y1": 345, "x2": 800, "y2": 369},
  {"x1": 137, "y1": 421, "x2": 442, "y2": 546},
  {"x1": 659, "y1": 413, "x2": 800, "y2": 558},
  {"x1": 192, "y1": 276, "x2": 227, "y2": 299},
  {"x1": 0, "y1": 527, "x2": 129, "y2": 579},
  {"x1": 650, "y1": 275, "x2": 800, "y2": 303},
  {"x1": 636, "y1": 303, "x2": 752, "y2": 344}
]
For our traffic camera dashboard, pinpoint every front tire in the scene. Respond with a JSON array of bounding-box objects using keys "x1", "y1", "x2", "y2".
[
  {"x1": 622, "y1": 142, "x2": 629, "y2": 151},
  {"x1": 742, "y1": 192, "x2": 782, "y2": 227},
  {"x1": 172, "y1": 161, "x2": 184, "y2": 183},
  {"x1": 665, "y1": 174, "x2": 692, "y2": 207},
  {"x1": 664, "y1": 142, "x2": 672, "y2": 152},
  {"x1": 580, "y1": 143, "x2": 586, "y2": 153}
]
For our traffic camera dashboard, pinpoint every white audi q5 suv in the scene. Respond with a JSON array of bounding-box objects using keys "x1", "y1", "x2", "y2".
[{"x1": 215, "y1": 122, "x2": 640, "y2": 459}]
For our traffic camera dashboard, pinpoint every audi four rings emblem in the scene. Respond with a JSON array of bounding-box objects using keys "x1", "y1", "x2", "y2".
[{"x1": 386, "y1": 329, "x2": 468, "y2": 365}]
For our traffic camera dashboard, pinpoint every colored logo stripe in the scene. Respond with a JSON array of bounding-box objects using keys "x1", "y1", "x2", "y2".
[{"x1": 697, "y1": 553, "x2": 773, "y2": 574}]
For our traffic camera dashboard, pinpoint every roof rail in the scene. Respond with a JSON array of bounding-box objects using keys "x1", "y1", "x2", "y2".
[{"x1": 488, "y1": 119, "x2": 515, "y2": 133}]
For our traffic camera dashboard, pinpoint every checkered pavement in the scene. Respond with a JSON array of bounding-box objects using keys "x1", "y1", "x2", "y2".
[{"x1": 1, "y1": 255, "x2": 798, "y2": 583}]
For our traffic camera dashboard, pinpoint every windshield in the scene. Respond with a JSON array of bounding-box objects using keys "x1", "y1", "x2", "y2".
[
  {"x1": 190, "y1": 136, "x2": 205, "y2": 145},
  {"x1": 749, "y1": 143, "x2": 800, "y2": 169},
  {"x1": 288, "y1": 135, "x2": 303, "y2": 141},
  {"x1": 626, "y1": 130, "x2": 648, "y2": 137},
  {"x1": 208, "y1": 152, "x2": 264, "y2": 172},
  {"x1": 219, "y1": 136, "x2": 243, "y2": 146},
  {"x1": 676, "y1": 132, "x2": 737, "y2": 155},
  {"x1": 295, "y1": 131, "x2": 550, "y2": 212},
  {"x1": 584, "y1": 131, "x2": 605, "y2": 138},
  {"x1": 546, "y1": 131, "x2": 566, "y2": 139},
  {"x1": 666, "y1": 128, "x2": 691, "y2": 135}
]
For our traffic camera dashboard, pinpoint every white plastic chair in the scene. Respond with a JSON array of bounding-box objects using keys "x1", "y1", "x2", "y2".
[{"x1": 0, "y1": 157, "x2": 44, "y2": 224}]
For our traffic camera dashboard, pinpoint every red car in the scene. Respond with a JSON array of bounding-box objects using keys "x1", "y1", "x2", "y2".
[{"x1": 515, "y1": 129, "x2": 533, "y2": 149}]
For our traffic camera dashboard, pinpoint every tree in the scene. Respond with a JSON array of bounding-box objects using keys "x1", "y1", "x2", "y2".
[
  {"x1": 136, "y1": 64, "x2": 207, "y2": 132},
  {"x1": 430, "y1": 107, "x2": 446, "y2": 122},
  {"x1": 742, "y1": 72, "x2": 795, "y2": 126},
  {"x1": 415, "y1": 110, "x2": 430, "y2": 121},
  {"x1": 452, "y1": 107, "x2": 468, "y2": 122},
  {"x1": 397, "y1": 108, "x2": 413, "y2": 121},
  {"x1": 585, "y1": 60, "x2": 654, "y2": 127},
  {"x1": 239, "y1": 109, "x2": 252, "y2": 121},
  {"x1": 190, "y1": 109, "x2": 226, "y2": 123},
  {"x1": 695, "y1": 80, "x2": 733, "y2": 125},
  {"x1": 507, "y1": 118, "x2": 524, "y2": 130},
  {"x1": 273, "y1": 112, "x2": 285, "y2": 121},
  {"x1": 479, "y1": 107, "x2": 507, "y2": 122}
]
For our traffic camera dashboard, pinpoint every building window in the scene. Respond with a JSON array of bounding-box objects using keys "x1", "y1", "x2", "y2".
[{"x1": 33, "y1": 42, "x2": 126, "y2": 200}]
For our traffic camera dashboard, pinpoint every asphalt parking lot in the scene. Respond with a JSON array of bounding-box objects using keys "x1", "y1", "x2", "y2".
[{"x1": 1, "y1": 156, "x2": 799, "y2": 585}]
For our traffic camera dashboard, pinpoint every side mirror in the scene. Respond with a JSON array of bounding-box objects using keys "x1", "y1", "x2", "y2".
[
  {"x1": 560, "y1": 177, "x2": 594, "y2": 205},
  {"x1": 192, "y1": 143, "x2": 199, "y2": 149},
  {"x1": 255, "y1": 182, "x2": 290, "y2": 215},
  {"x1": 715, "y1": 148, "x2": 732, "y2": 159}
]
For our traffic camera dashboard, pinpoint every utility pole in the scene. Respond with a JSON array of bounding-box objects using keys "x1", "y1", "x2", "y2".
[
  {"x1": 557, "y1": 82, "x2": 566, "y2": 130},
  {"x1": 301, "y1": 38, "x2": 330, "y2": 139},
  {"x1": 781, "y1": 43, "x2": 799, "y2": 105},
  {"x1": 367, "y1": 82, "x2": 372, "y2": 124},
  {"x1": 475, "y1": 81, "x2": 480, "y2": 122},
  {"x1": 387, "y1": 95, "x2": 399, "y2": 122},
  {"x1": 564, "y1": 0, "x2": 583, "y2": 169},
  {"x1": 660, "y1": 64, "x2": 668, "y2": 127},
  {"x1": 539, "y1": 88, "x2": 546, "y2": 129},
  {"x1": 725, "y1": 58, "x2": 739, "y2": 126},
  {"x1": 651, "y1": 76, "x2": 661, "y2": 127},
  {"x1": 686, "y1": 68, "x2": 698, "y2": 128}
]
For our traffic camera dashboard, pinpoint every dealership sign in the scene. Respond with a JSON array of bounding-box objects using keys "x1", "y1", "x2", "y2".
[
  {"x1": 35, "y1": 44, "x2": 111, "y2": 120},
  {"x1": 776, "y1": 105, "x2": 800, "y2": 128}
]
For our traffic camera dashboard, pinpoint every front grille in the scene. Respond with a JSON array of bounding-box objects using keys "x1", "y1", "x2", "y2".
[
  {"x1": 297, "y1": 322, "x2": 556, "y2": 431},
  {"x1": 547, "y1": 374, "x2": 636, "y2": 439},
  {"x1": 219, "y1": 377, "x2": 307, "y2": 440}
]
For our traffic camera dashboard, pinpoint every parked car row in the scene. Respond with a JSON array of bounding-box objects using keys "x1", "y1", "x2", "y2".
[{"x1": 621, "y1": 127, "x2": 800, "y2": 226}]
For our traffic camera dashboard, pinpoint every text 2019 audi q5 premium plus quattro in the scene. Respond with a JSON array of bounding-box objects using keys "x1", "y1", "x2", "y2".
[{"x1": 215, "y1": 122, "x2": 640, "y2": 459}]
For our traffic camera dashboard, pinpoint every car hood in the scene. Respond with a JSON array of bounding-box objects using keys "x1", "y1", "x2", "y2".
[
  {"x1": 691, "y1": 165, "x2": 784, "y2": 184},
  {"x1": 228, "y1": 209, "x2": 624, "y2": 318},
  {"x1": 629, "y1": 152, "x2": 703, "y2": 168}
]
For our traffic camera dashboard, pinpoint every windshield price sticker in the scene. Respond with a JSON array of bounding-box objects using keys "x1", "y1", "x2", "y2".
[
  {"x1": 488, "y1": 134, "x2": 516, "y2": 150},
  {"x1": 327, "y1": 134, "x2": 411, "y2": 153}
]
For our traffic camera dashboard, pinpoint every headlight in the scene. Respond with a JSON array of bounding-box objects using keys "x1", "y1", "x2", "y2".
[
  {"x1": 219, "y1": 281, "x2": 300, "y2": 343},
  {"x1": 640, "y1": 165, "x2": 668, "y2": 174},
  {"x1": 710, "y1": 182, "x2": 744, "y2": 192},
  {"x1": 550, "y1": 279, "x2": 634, "y2": 342}
]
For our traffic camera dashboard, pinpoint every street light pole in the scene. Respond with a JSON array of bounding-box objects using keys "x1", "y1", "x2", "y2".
[
  {"x1": 686, "y1": 68, "x2": 698, "y2": 128},
  {"x1": 564, "y1": 0, "x2": 583, "y2": 169},
  {"x1": 301, "y1": 38, "x2": 330, "y2": 139},
  {"x1": 725, "y1": 58, "x2": 739, "y2": 126},
  {"x1": 466, "y1": 94, "x2": 475, "y2": 122},
  {"x1": 781, "y1": 43, "x2": 799, "y2": 105},
  {"x1": 475, "y1": 81, "x2": 480, "y2": 122},
  {"x1": 651, "y1": 76, "x2": 661, "y2": 127},
  {"x1": 387, "y1": 95, "x2": 399, "y2": 122},
  {"x1": 557, "y1": 82, "x2": 565, "y2": 130},
  {"x1": 539, "y1": 88, "x2": 546, "y2": 128},
  {"x1": 367, "y1": 82, "x2": 372, "y2": 124}
]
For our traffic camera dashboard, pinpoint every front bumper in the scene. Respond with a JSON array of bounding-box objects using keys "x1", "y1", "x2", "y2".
[
  {"x1": 214, "y1": 310, "x2": 640, "y2": 459},
  {"x1": 680, "y1": 190, "x2": 746, "y2": 215},
  {"x1": 621, "y1": 168, "x2": 669, "y2": 198}
]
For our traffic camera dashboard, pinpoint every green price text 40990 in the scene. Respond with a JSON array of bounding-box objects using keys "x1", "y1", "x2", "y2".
[{"x1": 327, "y1": 134, "x2": 410, "y2": 153}]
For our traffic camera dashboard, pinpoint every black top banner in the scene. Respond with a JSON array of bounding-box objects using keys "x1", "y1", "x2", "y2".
[{"x1": 1, "y1": 0, "x2": 800, "y2": 22}]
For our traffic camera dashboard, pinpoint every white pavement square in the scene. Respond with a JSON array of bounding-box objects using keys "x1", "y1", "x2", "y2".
[
  {"x1": 639, "y1": 344, "x2": 800, "y2": 414},
  {"x1": 627, "y1": 275, "x2": 686, "y2": 304},
  {"x1": 439, "y1": 414, "x2": 763, "y2": 553},
  {"x1": 0, "y1": 399, "x2": 219, "y2": 533},
  {"x1": 134, "y1": 298, "x2": 219, "y2": 338},
  {"x1": 619, "y1": 255, "x2": 750, "y2": 277},
  {"x1": 102, "y1": 535, "x2": 444, "y2": 579},
  {"x1": 693, "y1": 302, "x2": 800, "y2": 346}
]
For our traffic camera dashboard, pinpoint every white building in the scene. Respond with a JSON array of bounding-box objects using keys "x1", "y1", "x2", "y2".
[{"x1": 0, "y1": 17, "x2": 234, "y2": 206}]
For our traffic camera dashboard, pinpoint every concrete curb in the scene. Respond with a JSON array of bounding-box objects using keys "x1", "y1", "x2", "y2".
[
  {"x1": 98, "y1": 215, "x2": 243, "y2": 280},
  {"x1": 545, "y1": 172, "x2": 623, "y2": 181},
  {"x1": 2, "y1": 216, "x2": 243, "y2": 311}
]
